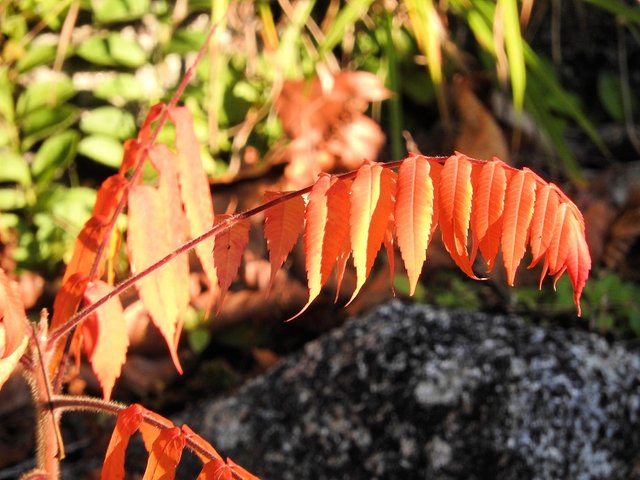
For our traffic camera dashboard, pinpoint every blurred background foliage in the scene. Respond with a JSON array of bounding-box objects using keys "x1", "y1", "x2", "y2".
[{"x1": 0, "y1": 0, "x2": 639, "y2": 337}]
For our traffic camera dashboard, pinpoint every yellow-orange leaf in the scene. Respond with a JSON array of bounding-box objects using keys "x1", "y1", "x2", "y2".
[
  {"x1": 142, "y1": 426, "x2": 186, "y2": 480},
  {"x1": 213, "y1": 215, "x2": 251, "y2": 306},
  {"x1": 470, "y1": 159, "x2": 507, "y2": 271},
  {"x1": 263, "y1": 192, "x2": 305, "y2": 291},
  {"x1": 169, "y1": 106, "x2": 217, "y2": 289},
  {"x1": 501, "y1": 169, "x2": 537, "y2": 285},
  {"x1": 149, "y1": 144, "x2": 190, "y2": 324},
  {"x1": 438, "y1": 154, "x2": 476, "y2": 277},
  {"x1": 82, "y1": 280, "x2": 128, "y2": 400},
  {"x1": 0, "y1": 268, "x2": 28, "y2": 391},
  {"x1": 395, "y1": 155, "x2": 434, "y2": 295},
  {"x1": 296, "y1": 174, "x2": 350, "y2": 316},
  {"x1": 349, "y1": 161, "x2": 396, "y2": 302},
  {"x1": 102, "y1": 404, "x2": 145, "y2": 480},
  {"x1": 528, "y1": 183, "x2": 559, "y2": 266},
  {"x1": 127, "y1": 185, "x2": 183, "y2": 373}
]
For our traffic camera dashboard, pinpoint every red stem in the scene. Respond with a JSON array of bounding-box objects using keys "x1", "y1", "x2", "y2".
[{"x1": 48, "y1": 396, "x2": 222, "y2": 463}]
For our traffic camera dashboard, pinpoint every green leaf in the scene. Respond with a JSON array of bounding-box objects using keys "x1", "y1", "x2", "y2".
[
  {"x1": 165, "y1": 28, "x2": 208, "y2": 55},
  {"x1": 0, "y1": 188, "x2": 27, "y2": 210},
  {"x1": 0, "y1": 151, "x2": 31, "y2": 186},
  {"x1": 0, "y1": 67, "x2": 15, "y2": 123},
  {"x1": 32, "y1": 130, "x2": 79, "y2": 185},
  {"x1": 93, "y1": 73, "x2": 145, "y2": 102},
  {"x1": 598, "y1": 71, "x2": 625, "y2": 121},
  {"x1": 76, "y1": 34, "x2": 147, "y2": 68},
  {"x1": 77, "y1": 134, "x2": 123, "y2": 168},
  {"x1": 16, "y1": 44, "x2": 57, "y2": 73},
  {"x1": 80, "y1": 106, "x2": 136, "y2": 139},
  {"x1": 108, "y1": 33, "x2": 147, "y2": 67},
  {"x1": 16, "y1": 76, "x2": 75, "y2": 118},
  {"x1": 499, "y1": 0, "x2": 526, "y2": 112},
  {"x1": 20, "y1": 105, "x2": 79, "y2": 151},
  {"x1": 76, "y1": 36, "x2": 117, "y2": 66},
  {"x1": 319, "y1": 0, "x2": 375, "y2": 56},
  {"x1": 92, "y1": 0, "x2": 150, "y2": 23}
]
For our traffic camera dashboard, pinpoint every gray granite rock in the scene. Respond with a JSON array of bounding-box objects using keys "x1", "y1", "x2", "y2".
[{"x1": 178, "y1": 301, "x2": 640, "y2": 480}]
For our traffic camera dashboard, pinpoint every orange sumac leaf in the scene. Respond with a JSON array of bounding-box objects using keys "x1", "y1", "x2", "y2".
[
  {"x1": 169, "y1": 106, "x2": 217, "y2": 289},
  {"x1": 61, "y1": 216, "x2": 109, "y2": 286},
  {"x1": 149, "y1": 144, "x2": 190, "y2": 322},
  {"x1": 49, "y1": 273, "x2": 89, "y2": 377},
  {"x1": 263, "y1": 192, "x2": 305, "y2": 291},
  {"x1": 295, "y1": 174, "x2": 350, "y2": 317},
  {"x1": 81, "y1": 280, "x2": 128, "y2": 400},
  {"x1": 0, "y1": 268, "x2": 29, "y2": 391},
  {"x1": 142, "y1": 426, "x2": 186, "y2": 480},
  {"x1": 198, "y1": 458, "x2": 260, "y2": 480},
  {"x1": 102, "y1": 404, "x2": 146, "y2": 480},
  {"x1": 470, "y1": 159, "x2": 507, "y2": 271},
  {"x1": 528, "y1": 183, "x2": 559, "y2": 266},
  {"x1": 394, "y1": 155, "x2": 434, "y2": 295},
  {"x1": 349, "y1": 161, "x2": 396, "y2": 302},
  {"x1": 545, "y1": 202, "x2": 572, "y2": 276},
  {"x1": 198, "y1": 458, "x2": 231, "y2": 480},
  {"x1": 564, "y1": 211, "x2": 591, "y2": 315},
  {"x1": 61, "y1": 174, "x2": 128, "y2": 286},
  {"x1": 501, "y1": 169, "x2": 537, "y2": 285},
  {"x1": 127, "y1": 184, "x2": 183, "y2": 373},
  {"x1": 213, "y1": 215, "x2": 251, "y2": 307},
  {"x1": 438, "y1": 154, "x2": 476, "y2": 277}
]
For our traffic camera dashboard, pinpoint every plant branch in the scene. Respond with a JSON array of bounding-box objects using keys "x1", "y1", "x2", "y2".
[
  {"x1": 48, "y1": 396, "x2": 224, "y2": 464},
  {"x1": 50, "y1": 21, "x2": 222, "y2": 383},
  {"x1": 46, "y1": 157, "x2": 449, "y2": 349}
]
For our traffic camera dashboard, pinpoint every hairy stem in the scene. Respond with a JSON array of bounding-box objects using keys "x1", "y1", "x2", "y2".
[{"x1": 48, "y1": 396, "x2": 223, "y2": 463}]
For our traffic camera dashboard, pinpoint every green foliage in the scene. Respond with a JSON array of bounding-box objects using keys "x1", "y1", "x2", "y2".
[{"x1": 514, "y1": 273, "x2": 640, "y2": 337}]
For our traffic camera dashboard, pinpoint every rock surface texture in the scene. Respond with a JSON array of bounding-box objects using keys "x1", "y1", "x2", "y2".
[{"x1": 178, "y1": 301, "x2": 640, "y2": 479}]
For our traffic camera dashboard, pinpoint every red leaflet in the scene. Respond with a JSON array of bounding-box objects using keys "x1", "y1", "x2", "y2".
[
  {"x1": 0, "y1": 268, "x2": 29, "y2": 391},
  {"x1": 546, "y1": 202, "x2": 571, "y2": 276},
  {"x1": 438, "y1": 154, "x2": 476, "y2": 277},
  {"x1": 81, "y1": 280, "x2": 128, "y2": 400},
  {"x1": 127, "y1": 184, "x2": 183, "y2": 373},
  {"x1": 501, "y1": 169, "x2": 537, "y2": 285},
  {"x1": 395, "y1": 155, "x2": 434, "y2": 295},
  {"x1": 101, "y1": 404, "x2": 145, "y2": 480},
  {"x1": 263, "y1": 191, "x2": 305, "y2": 291},
  {"x1": 349, "y1": 161, "x2": 396, "y2": 302},
  {"x1": 564, "y1": 210, "x2": 591, "y2": 315},
  {"x1": 142, "y1": 427, "x2": 186, "y2": 480},
  {"x1": 213, "y1": 215, "x2": 251, "y2": 307},
  {"x1": 470, "y1": 159, "x2": 507, "y2": 271},
  {"x1": 168, "y1": 106, "x2": 217, "y2": 289}
]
